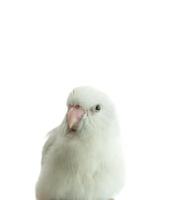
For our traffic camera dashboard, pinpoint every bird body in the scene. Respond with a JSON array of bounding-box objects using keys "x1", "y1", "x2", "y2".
[{"x1": 36, "y1": 87, "x2": 125, "y2": 200}]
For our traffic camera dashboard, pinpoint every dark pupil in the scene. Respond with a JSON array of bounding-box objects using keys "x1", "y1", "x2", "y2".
[{"x1": 95, "y1": 105, "x2": 101, "y2": 111}]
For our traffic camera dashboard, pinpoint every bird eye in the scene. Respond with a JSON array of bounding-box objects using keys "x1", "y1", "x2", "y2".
[{"x1": 95, "y1": 104, "x2": 101, "y2": 111}]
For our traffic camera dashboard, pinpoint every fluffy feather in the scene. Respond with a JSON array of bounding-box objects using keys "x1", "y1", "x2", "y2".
[{"x1": 36, "y1": 86, "x2": 125, "y2": 200}]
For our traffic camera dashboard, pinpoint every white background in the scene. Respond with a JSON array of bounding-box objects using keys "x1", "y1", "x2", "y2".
[{"x1": 0, "y1": 0, "x2": 190, "y2": 199}]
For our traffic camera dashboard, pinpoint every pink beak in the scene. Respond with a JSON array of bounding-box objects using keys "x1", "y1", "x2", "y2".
[{"x1": 67, "y1": 105, "x2": 85, "y2": 130}]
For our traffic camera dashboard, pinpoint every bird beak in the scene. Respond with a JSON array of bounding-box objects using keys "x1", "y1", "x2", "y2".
[{"x1": 67, "y1": 105, "x2": 85, "y2": 130}]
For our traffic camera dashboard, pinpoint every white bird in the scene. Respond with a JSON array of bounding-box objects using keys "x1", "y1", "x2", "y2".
[{"x1": 36, "y1": 86, "x2": 125, "y2": 200}]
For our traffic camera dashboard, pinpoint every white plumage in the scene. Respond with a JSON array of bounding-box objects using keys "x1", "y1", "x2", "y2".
[{"x1": 36, "y1": 86, "x2": 125, "y2": 200}]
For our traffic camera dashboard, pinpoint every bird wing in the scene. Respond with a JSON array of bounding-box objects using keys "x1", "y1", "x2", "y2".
[{"x1": 41, "y1": 127, "x2": 58, "y2": 166}]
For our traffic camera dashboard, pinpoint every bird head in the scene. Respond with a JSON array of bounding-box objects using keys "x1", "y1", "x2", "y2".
[{"x1": 65, "y1": 86, "x2": 118, "y2": 136}]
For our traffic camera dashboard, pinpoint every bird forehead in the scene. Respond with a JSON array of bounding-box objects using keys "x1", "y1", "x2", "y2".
[
  {"x1": 67, "y1": 94, "x2": 103, "y2": 108},
  {"x1": 67, "y1": 91, "x2": 105, "y2": 107}
]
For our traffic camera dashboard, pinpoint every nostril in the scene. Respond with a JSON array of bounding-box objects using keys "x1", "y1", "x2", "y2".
[
  {"x1": 68, "y1": 105, "x2": 72, "y2": 110},
  {"x1": 75, "y1": 105, "x2": 80, "y2": 109}
]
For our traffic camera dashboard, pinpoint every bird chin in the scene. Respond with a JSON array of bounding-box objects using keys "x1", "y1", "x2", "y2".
[
  {"x1": 67, "y1": 120, "x2": 83, "y2": 135},
  {"x1": 67, "y1": 125, "x2": 79, "y2": 134},
  {"x1": 69, "y1": 128, "x2": 77, "y2": 133}
]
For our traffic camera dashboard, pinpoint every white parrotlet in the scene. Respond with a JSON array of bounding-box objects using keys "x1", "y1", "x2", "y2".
[{"x1": 36, "y1": 86, "x2": 125, "y2": 200}]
